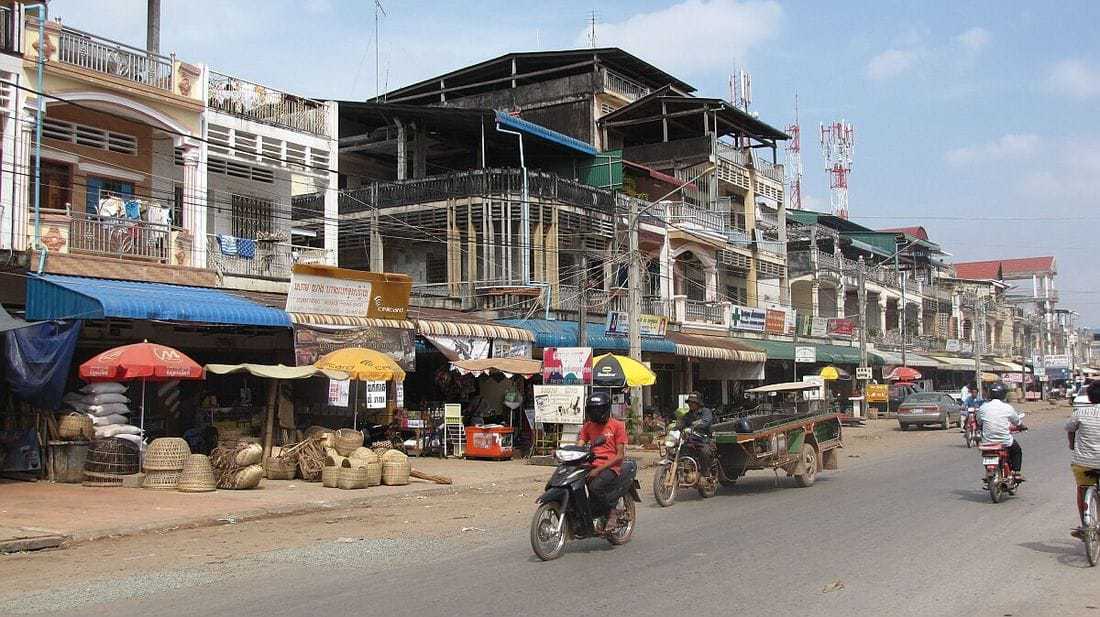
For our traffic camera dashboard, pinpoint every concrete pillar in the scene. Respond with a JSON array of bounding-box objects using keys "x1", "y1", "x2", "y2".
[
  {"x1": 323, "y1": 102, "x2": 339, "y2": 264},
  {"x1": 0, "y1": 104, "x2": 20, "y2": 250},
  {"x1": 10, "y1": 110, "x2": 32, "y2": 251},
  {"x1": 369, "y1": 212, "x2": 384, "y2": 271},
  {"x1": 878, "y1": 294, "x2": 888, "y2": 335},
  {"x1": 181, "y1": 144, "x2": 208, "y2": 268},
  {"x1": 811, "y1": 280, "x2": 820, "y2": 318},
  {"x1": 394, "y1": 119, "x2": 407, "y2": 180},
  {"x1": 705, "y1": 265, "x2": 718, "y2": 302},
  {"x1": 837, "y1": 285, "x2": 846, "y2": 319}
]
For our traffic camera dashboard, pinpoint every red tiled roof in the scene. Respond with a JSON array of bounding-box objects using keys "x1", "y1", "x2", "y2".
[
  {"x1": 953, "y1": 256, "x2": 1055, "y2": 280},
  {"x1": 880, "y1": 226, "x2": 928, "y2": 241}
]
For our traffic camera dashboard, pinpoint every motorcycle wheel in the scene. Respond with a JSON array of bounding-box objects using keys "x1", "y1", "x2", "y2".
[
  {"x1": 964, "y1": 431, "x2": 973, "y2": 448},
  {"x1": 718, "y1": 466, "x2": 738, "y2": 488},
  {"x1": 698, "y1": 462, "x2": 719, "y2": 498},
  {"x1": 794, "y1": 443, "x2": 818, "y2": 487},
  {"x1": 530, "y1": 501, "x2": 567, "y2": 561},
  {"x1": 989, "y1": 470, "x2": 1004, "y2": 504},
  {"x1": 1084, "y1": 487, "x2": 1099, "y2": 567},
  {"x1": 606, "y1": 496, "x2": 636, "y2": 546},
  {"x1": 653, "y1": 463, "x2": 677, "y2": 507}
]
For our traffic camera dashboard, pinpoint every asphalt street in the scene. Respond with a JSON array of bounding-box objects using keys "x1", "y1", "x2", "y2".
[{"x1": 7, "y1": 419, "x2": 1100, "y2": 617}]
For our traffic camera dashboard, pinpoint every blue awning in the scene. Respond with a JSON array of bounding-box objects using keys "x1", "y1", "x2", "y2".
[
  {"x1": 497, "y1": 319, "x2": 676, "y2": 353},
  {"x1": 26, "y1": 274, "x2": 291, "y2": 327},
  {"x1": 495, "y1": 112, "x2": 599, "y2": 156}
]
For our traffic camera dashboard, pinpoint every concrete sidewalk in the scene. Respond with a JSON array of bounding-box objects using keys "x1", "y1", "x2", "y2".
[{"x1": 0, "y1": 456, "x2": 555, "y2": 549}]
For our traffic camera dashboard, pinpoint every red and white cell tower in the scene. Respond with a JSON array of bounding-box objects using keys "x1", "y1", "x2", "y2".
[
  {"x1": 820, "y1": 120, "x2": 854, "y2": 219},
  {"x1": 784, "y1": 96, "x2": 803, "y2": 210}
]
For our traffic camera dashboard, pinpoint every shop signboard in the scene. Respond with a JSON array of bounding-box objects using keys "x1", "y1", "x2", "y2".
[
  {"x1": 801, "y1": 375, "x2": 825, "y2": 400},
  {"x1": 827, "y1": 318, "x2": 855, "y2": 337},
  {"x1": 765, "y1": 308, "x2": 786, "y2": 335},
  {"x1": 424, "y1": 335, "x2": 490, "y2": 361},
  {"x1": 542, "y1": 347, "x2": 593, "y2": 385},
  {"x1": 365, "y1": 381, "x2": 388, "y2": 409},
  {"x1": 811, "y1": 317, "x2": 829, "y2": 338},
  {"x1": 795, "y1": 346, "x2": 817, "y2": 363},
  {"x1": 604, "y1": 311, "x2": 669, "y2": 337},
  {"x1": 946, "y1": 339, "x2": 961, "y2": 352},
  {"x1": 765, "y1": 303, "x2": 796, "y2": 335},
  {"x1": 856, "y1": 367, "x2": 873, "y2": 380},
  {"x1": 533, "y1": 385, "x2": 586, "y2": 424},
  {"x1": 1044, "y1": 355, "x2": 1071, "y2": 369},
  {"x1": 395, "y1": 382, "x2": 404, "y2": 409},
  {"x1": 959, "y1": 341, "x2": 973, "y2": 354},
  {"x1": 293, "y1": 323, "x2": 415, "y2": 370},
  {"x1": 286, "y1": 265, "x2": 412, "y2": 320},
  {"x1": 866, "y1": 384, "x2": 889, "y2": 403},
  {"x1": 327, "y1": 379, "x2": 350, "y2": 407},
  {"x1": 492, "y1": 339, "x2": 532, "y2": 359},
  {"x1": 730, "y1": 305, "x2": 766, "y2": 332}
]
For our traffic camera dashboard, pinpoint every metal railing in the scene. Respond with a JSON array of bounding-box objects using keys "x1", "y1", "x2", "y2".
[
  {"x1": 53, "y1": 22, "x2": 174, "y2": 91},
  {"x1": 208, "y1": 71, "x2": 331, "y2": 137},
  {"x1": 340, "y1": 168, "x2": 616, "y2": 214},
  {"x1": 602, "y1": 69, "x2": 651, "y2": 102},
  {"x1": 68, "y1": 212, "x2": 177, "y2": 263},
  {"x1": 206, "y1": 235, "x2": 330, "y2": 280},
  {"x1": 663, "y1": 201, "x2": 728, "y2": 236},
  {"x1": 684, "y1": 299, "x2": 725, "y2": 325}
]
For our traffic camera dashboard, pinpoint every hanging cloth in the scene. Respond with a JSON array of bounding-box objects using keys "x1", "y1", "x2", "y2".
[
  {"x1": 237, "y1": 238, "x2": 256, "y2": 260},
  {"x1": 4, "y1": 320, "x2": 83, "y2": 410},
  {"x1": 124, "y1": 199, "x2": 142, "y2": 219},
  {"x1": 218, "y1": 235, "x2": 238, "y2": 256}
]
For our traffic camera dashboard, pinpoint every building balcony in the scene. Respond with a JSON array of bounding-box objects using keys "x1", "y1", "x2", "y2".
[
  {"x1": 206, "y1": 235, "x2": 331, "y2": 281},
  {"x1": 208, "y1": 71, "x2": 332, "y2": 137},
  {"x1": 715, "y1": 144, "x2": 785, "y2": 201},
  {"x1": 66, "y1": 211, "x2": 181, "y2": 264},
  {"x1": 662, "y1": 201, "x2": 728, "y2": 239},
  {"x1": 601, "y1": 69, "x2": 651, "y2": 103}
]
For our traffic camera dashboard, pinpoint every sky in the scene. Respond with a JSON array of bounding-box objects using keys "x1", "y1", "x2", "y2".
[{"x1": 49, "y1": 0, "x2": 1100, "y2": 325}]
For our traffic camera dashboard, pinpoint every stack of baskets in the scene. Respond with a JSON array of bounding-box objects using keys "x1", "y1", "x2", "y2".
[
  {"x1": 322, "y1": 446, "x2": 382, "y2": 490},
  {"x1": 82, "y1": 438, "x2": 140, "y2": 486},
  {"x1": 263, "y1": 446, "x2": 297, "y2": 480},
  {"x1": 176, "y1": 454, "x2": 217, "y2": 493},
  {"x1": 143, "y1": 438, "x2": 191, "y2": 490},
  {"x1": 58, "y1": 412, "x2": 93, "y2": 441},
  {"x1": 333, "y1": 429, "x2": 364, "y2": 456},
  {"x1": 350, "y1": 447, "x2": 382, "y2": 486},
  {"x1": 381, "y1": 449, "x2": 411, "y2": 486}
]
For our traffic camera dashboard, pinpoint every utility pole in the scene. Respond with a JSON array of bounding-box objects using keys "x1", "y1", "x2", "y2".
[
  {"x1": 895, "y1": 243, "x2": 907, "y2": 367},
  {"x1": 578, "y1": 249, "x2": 588, "y2": 348},
  {"x1": 973, "y1": 296, "x2": 985, "y2": 397},
  {"x1": 146, "y1": 0, "x2": 161, "y2": 54},
  {"x1": 628, "y1": 197, "x2": 642, "y2": 432},
  {"x1": 857, "y1": 256, "x2": 867, "y2": 417}
]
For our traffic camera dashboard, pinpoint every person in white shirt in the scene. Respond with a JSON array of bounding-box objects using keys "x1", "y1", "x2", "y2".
[
  {"x1": 978, "y1": 382, "x2": 1026, "y2": 481},
  {"x1": 1067, "y1": 381, "x2": 1100, "y2": 538}
]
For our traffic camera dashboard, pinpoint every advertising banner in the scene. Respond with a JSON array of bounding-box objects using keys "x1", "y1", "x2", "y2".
[
  {"x1": 765, "y1": 308, "x2": 786, "y2": 335},
  {"x1": 542, "y1": 347, "x2": 593, "y2": 385},
  {"x1": 293, "y1": 323, "x2": 416, "y2": 371},
  {"x1": 811, "y1": 317, "x2": 829, "y2": 338},
  {"x1": 286, "y1": 264, "x2": 412, "y2": 320},
  {"x1": 795, "y1": 346, "x2": 817, "y2": 363},
  {"x1": 492, "y1": 339, "x2": 532, "y2": 359},
  {"x1": 424, "y1": 335, "x2": 491, "y2": 361},
  {"x1": 533, "y1": 385, "x2": 586, "y2": 424},
  {"x1": 604, "y1": 311, "x2": 669, "y2": 337},
  {"x1": 827, "y1": 318, "x2": 855, "y2": 337},
  {"x1": 327, "y1": 379, "x2": 350, "y2": 407},
  {"x1": 731, "y1": 305, "x2": 766, "y2": 332},
  {"x1": 365, "y1": 381, "x2": 388, "y2": 409}
]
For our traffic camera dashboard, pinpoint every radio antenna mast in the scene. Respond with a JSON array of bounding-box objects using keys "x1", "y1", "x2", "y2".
[{"x1": 820, "y1": 119, "x2": 855, "y2": 219}]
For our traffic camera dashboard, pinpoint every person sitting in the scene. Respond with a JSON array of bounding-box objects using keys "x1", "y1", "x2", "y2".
[
  {"x1": 978, "y1": 382, "x2": 1025, "y2": 481},
  {"x1": 1068, "y1": 381, "x2": 1100, "y2": 539},
  {"x1": 576, "y1": 392, "x2": 628, "y2": 530}
]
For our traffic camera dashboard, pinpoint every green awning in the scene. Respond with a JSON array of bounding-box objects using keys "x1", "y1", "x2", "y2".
[{"x1": 736, "y1": 338, "x2": 883, "y2": 365}]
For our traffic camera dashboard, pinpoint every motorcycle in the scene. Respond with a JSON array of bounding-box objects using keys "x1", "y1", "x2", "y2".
[
  {"x1": 653, "y1": 424, "x2": 726, "y2": 507},
  {"x1": 979, "y1": 421, "x2": 1027, "y2": 503},
  {"x1": 963, "y1": 407, "x2": 980, "y2": 448},
  {"x1": 529, "y1": 437, "x2": 641, "y2": 561}
]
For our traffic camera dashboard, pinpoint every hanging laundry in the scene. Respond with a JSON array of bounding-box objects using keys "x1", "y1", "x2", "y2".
[
  {"x1": 236, "y1": 238, "x2": 256, "y2": 260},
  {"x1": 124, "y1": 199, "x2": 142, "y2": 219},
  {"x1": 217, "y1": 235, "x2": 238, "y2": 256},
  {"x1": 146, "y1": 205, "x2": 171, "y2": 227},
  {"x1": 98, "y1": 196, "x2": 126, "y2": 218}
]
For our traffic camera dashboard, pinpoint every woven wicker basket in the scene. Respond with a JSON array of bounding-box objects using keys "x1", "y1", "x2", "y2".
[
  {"x1": 264, "y1": 456, "x2": 296, "y2": 480},
  {"x1": 177, "y1": 455, "x2": 216, "y2": 492},
  {"x1": 321, "y1": 465, "x2": 340, "y2": 488},
  {"x1": 348, "y1": 447, "x2": 379, "y2": 464},
  {"x1": 364, "y1": 460, "x2": 382, "y2": 486},
  {"x1": 333, "y1": 429, "x2": 364, "y2": 456},
  {"x1": 218, "y1": 464, "x2": 264, "y2": 490},
  {"x1": 144, "y1": 438, "x2": 191, "y2": 471},
  {"x1": 84, "y1": 438, "x2": 140, "y2": 476},
  {"x1": 381, "y1": 459, "x2": 411, "y2": 486},
  {"x1": 381, "y1": 449, "x2": 408, "y2": 464},
  {"x1": 82, "y1": 470, "x2": 126, "y2": 487},
  {"x1": 58, "y1": 412, "x2": 93, "y2": 440},
  {"x1": 336, "y1": 466, "x2": 370, "y2": 490},
  {"x1": 142, "y1": 470, "x2": 182, "y2": 490},
  {"x1": 234, "y1": 443, "x2": 263, "y2": 467},
  {"x1": 324, "y1": 454, "x2": 348, "y2": 468}
]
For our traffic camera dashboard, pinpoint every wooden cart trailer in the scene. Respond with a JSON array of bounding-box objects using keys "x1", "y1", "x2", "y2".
[{"x1": 711, "y1": 382, "x2": 843, "y2": 487}]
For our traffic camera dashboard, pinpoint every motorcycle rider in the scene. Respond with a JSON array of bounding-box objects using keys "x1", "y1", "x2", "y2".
[
  {"x1": 576, "y1": 392, "x2": 628, "y2": 530},
  {"x1": 679, "y1": 391, "x2": 716, "y2": 473},
  {"x1": 978, "y1": 382, "x2": 1026, "y2": 481},
  {"x1": 1067, "y1": 380, "x2": 1100, "y2": 539}
]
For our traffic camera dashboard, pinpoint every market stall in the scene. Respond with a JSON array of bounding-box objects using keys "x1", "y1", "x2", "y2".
[{"x1": 449, "y1": 358, "x2": 542, "y2": 459}]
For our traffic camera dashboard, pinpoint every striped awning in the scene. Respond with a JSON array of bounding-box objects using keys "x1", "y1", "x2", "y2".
[
  {"x1": 288, "y1": 312, "x2": 415, "y2": 329},
  {"x1": 669, "y1": 332, "x2": 767, "y2": 363},
  {"x1": 416, "y1": 319, "x2": 534, "y2": 342}
]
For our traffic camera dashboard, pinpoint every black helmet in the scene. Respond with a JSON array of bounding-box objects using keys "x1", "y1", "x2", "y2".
[
  {"x1": 988, "y1": 382, "x2": 1008, "y2": 401},
  {"x1": 587, "y1": 391, "x2": 611, "y2": 424}
]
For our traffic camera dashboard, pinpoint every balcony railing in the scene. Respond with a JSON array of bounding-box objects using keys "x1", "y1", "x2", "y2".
[
  {"x1": 68, "y1": 212, "x2": 177, "y2": 263},
  {"x1": 684, "y1": 299, "x2": 725, "y2": 325},
  {"x1": 208, "y1": 71, "x2": 331, "y2": 137},
  {"x1": 663, "y1": 201, "x2": 728, "y2": 237},
  {"x1": 602, "y1": 69, "x2": 651, "y2": 103},
  {"x1": 206, "y1": 235, "x2": 330, "y2": 280},
  {"x1": 54, "y1": 22, "x2": 174, "y2": 91}
]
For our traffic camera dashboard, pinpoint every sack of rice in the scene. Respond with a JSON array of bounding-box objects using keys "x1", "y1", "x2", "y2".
[
  {"x1": 94, "y1": 424, "x2": 143, "y2": 439},
  {"x1": 82, "y1": 392, "x2": 130, "y2": 406},
  {"x1": 92, "y1": 413, "x2": 129, "y2": 427},
  {"x1": 234, "y1": 443, "x2": 263, "y2": 466},
  {"x1": 88, "y1": 403, "x2": 131, "y2": 417},
  {"x1": 82, "y1": 382, "x2": 127, "y2": 395},
  {"x1": 218, "y1": 464, "x2": 264, "y2": 489}
]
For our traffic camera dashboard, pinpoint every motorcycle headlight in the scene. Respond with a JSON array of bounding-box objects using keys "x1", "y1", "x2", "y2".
[
  {"x1": 664, "y1": 430, "x2": 681, "y2": 449},
  {"x1": 554, "y1": 449, "x2": 587, "y2": 463}
]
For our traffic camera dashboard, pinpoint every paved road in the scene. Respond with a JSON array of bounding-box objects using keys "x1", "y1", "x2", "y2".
[{"x1": 9, "y1": 420, "x2": 1100, "y2": 617}]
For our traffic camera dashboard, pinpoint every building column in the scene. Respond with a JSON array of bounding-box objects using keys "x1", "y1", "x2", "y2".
[
  {"x1": 836, "y1": 284, "x2": 846, "y2": 319},
  {"x1": 181, "y1": 144, "x2": 208, "y2": 268},
  {"x1": 705, "y1": 265, "x2": 718, "y2": 302},
  {"x1": 324, "y1": 102, "x2": 339, "y2": 265},
  {"x1": 0, "y1": 104, "x2": 21, "y2": 250},
  {"x1": 916, "y1": 302, "x2": 925, "y2": 336},
  {"x1": 369, "y1": 212, "x2": 384, "y2": 271},
  {"x1": 660, "y1": 238, "x2": 674, "y2": 304},
  {"x1": 10, "y1": 109, "x2": 33, "y2": 251},
  {"x1": 878, "y1": 294, "x2": 888, "y2": 335},
  {"x1": 811, "y1": 280, "x2": 820, "y2": 318}
]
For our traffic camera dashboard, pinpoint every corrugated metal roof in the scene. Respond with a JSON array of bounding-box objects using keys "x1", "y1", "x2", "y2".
[
  {"x1": 495, "y1": 112, "x2": 598, "y2": 156},
  {"x1": 497, "y1": 319, "x2": 676, "y2": 353},
  {"x1": 26, "y1": 275, "x2": 291, "y2": 327}
]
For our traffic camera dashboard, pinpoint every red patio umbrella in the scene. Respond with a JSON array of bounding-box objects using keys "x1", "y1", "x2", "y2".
[
  {"x1": 886, "y1": 366, "x2": 922, "y2": 381},
  {"x1": 80, "y1": 341, "x2": 204, "y2": 435}
]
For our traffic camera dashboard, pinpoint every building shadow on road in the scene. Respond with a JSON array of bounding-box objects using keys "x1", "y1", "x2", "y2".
[{"x1": 1018, "y1": 540, "x2": 1093, "y2": 569}]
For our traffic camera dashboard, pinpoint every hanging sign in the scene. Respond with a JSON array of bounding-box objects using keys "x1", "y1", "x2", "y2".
[
  {"x1": 492, "y1": 339, "x2": 532, "y2": 359},
  {"x1": 730, "y1": 305, "x2": 766, "y2": 331},
  {"x1": 293, "y1": 323, "x2": 415, "y2": 370},
  {"x1": 365, "y1": 380, "x2": 388, "y2": 409},
  {"x1": 856, "y1": 367, "x2": 873, "y2": 380},
  {"x1": 795, "y1": 346, "x2": 817, "y2": 363},
  {"x1": 286, "y1": 265, "x2": 411, "y2": 320},
  {"x1": 542, "y1": 347, "x2": 593, "y2": 385},
  {"x1": 946, "y1": 339, "x2": 961, "y2": 352},
  {"x1": 811, "y1": 317, "x2": 829, "y2": 338},
  {"x1": 327, "y1": 379, "x2": 350, "y2": 407},
  {"x1": 827, "y1": 318, "x2": 855, "y2": 337},
  {"x1": 395, "y1": 382, "x2": 404, "y2": 409},
  {"x1": 604, "y1": 311, "x2": 668, "y2": 337},
  {"x1": 533, "y1": 385, "x2": 586, "y2": 424}
]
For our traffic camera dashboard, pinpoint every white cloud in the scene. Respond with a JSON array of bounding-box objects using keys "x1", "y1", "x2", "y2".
[
  {"x1": 955, "y1": 27, "x2": 991, "y2": 52},
  {"x1": 1050, "y1": 59, "x2": 1100, "y2": 99},
  {"x1": 865, "y1": 49, "x2": 917, "y2": 80},
  {"x1": 944, "y1": 133, "x2": 1041, "y2": 166},
  {"x1": 584, "y1": 0, "x2": 783, "y2": 77}
]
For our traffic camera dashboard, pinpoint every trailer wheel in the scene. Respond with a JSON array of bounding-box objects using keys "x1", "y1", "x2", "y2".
[{"x1": 794, "y1": 443, "x2": 818, "y2": 487}]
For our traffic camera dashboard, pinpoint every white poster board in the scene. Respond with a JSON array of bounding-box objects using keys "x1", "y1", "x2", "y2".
[
  {"x1": 395, "y1": 382, "x2": 404, "y2": 409},
  {"x1": 533, "y1": 385, "x2": 586, "y2": 424},
  {"x1": 327, "y1": 379, "x2": 350, "y2": 407},
  {"x1": 795, "y1": 346, "x2": 817, "y2": 363},
  {"x1": 801, "y1": 375, "x2": 825, "y2": 400},
  {"x1": 365, "y1": 380, "x2": 388, "y2": 409}
]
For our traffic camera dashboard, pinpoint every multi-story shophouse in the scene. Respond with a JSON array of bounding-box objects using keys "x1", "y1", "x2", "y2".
[{"x1": 0, "y1": 4, "x2": 338, "y2": 358}]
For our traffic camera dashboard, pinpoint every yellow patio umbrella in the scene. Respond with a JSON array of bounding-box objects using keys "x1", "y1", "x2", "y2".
[
  {"x1": 313, "y1": 347, "x2": 406, "y2": 381},
  {"x1": 819, "y1": 366, "x2": 849, "y2": 381},
  {"x1": 593, "y1": 353, "x2": 656, "y2": 387},
  {"x1": 980, "y1": 372, "x2": 1000, "y2": 383}
]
